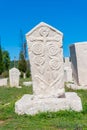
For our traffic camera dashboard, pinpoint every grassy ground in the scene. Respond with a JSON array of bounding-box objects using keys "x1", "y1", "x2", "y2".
[{"x1": 0, "y1": 80, "x2": 87, "y2": 130}]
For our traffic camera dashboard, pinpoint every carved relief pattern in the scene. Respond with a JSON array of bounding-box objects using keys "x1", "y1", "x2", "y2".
[
  {"x1": 32, "y1": 42, "x2": 44, "y2": 55},
  {"x1": 27, "y1": 24, "x2": 64, "y2": 97},
  {"x1": 47, "y1": 43, "x2": 60, "y2": 58},
  {"x1": 34, "y1": 56, "x2": 45, "y2": 66},
  {"x1": 49, "y1": 58, "x2": 62, "y2": 70},
  {"x1": 39, "y1": 27, "x2": 49, "y2": 37}
]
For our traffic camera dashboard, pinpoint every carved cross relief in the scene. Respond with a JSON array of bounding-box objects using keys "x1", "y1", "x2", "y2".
[{"x1": 26, "y1": 23, "x2": 64, "y2": 97}]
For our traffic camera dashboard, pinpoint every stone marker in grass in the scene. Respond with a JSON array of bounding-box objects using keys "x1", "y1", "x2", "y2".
[{"x1": 15, "y1": 22, "x2": 82, "y2": 115}]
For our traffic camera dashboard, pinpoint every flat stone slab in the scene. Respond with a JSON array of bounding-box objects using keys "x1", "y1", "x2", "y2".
[
  {"x1": 15, "y1": 92, "x2": 82, "y2": 115},
  {"x1": 67, "y1": 83, "x2": 87, "y2": 90},
  {"x1": 0, "y1": 78, "x2": 8, "y2": 87},
  {"x1": 23, "y1": 81, "x2": 32, "y2": 86}
]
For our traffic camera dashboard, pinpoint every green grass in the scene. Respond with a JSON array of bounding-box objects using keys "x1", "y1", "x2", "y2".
[{"x1": 0, "y1": 83, "x2": 87, "y2": 129}]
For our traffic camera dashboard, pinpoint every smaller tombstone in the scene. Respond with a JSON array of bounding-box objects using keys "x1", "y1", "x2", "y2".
[
  {"x1": 23, "y1": 81, "x2": 32, "y2": 86},
  {"x1": 64, "y1": 57, "x2": 71, "y2": 68},
  {"x1": 9, "y1": 67, "x2": 20, "y2": 87},
  {"x1": 64, "y1": 67, "x2": 72, "y2": 82},
  {"x1": 64, "y1": 57, "x2": 72, "y2": 82},
  {"x1": 0, "y1": 78, "x2": 8, "y2": 87}
]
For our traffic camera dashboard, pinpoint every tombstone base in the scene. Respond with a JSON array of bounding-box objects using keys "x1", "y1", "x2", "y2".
[
  {"x1": 15, "y1": 92, "x2": 82, "y2": 115},
  {"x1": 66, "y1": 83, "x2": 87, "y2": 90}
]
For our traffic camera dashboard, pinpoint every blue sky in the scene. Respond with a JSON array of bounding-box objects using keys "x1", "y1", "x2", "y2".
[{"x1": 0, "y1": 0, "x2": 87, "y2": 60}]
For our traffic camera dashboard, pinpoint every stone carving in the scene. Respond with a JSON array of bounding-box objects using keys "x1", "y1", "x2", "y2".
[
  {"x1": 15, "y1": 22, "x2": 82, "y2": 115},
  {"x1": 9, "y1": 67, "x2": 20, "y2": 87},
  {"x1": 47, "y1": 43, "x2": 60, "y2": 57},
  {"x1": 49, "y1": 58, "x2": 61, "y2": 70},
  {"x1": 32, "y1": 42, "x2": 44, "y2": 55},
  {"x1": 34, "y1": 56, "x2": 45, "y2": 66},
  {"x1": 26, "y1": 22, "x2": 64, "y2": 98}
]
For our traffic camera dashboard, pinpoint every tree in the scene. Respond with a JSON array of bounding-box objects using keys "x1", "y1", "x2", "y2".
[
  {"x1": 18, "y1": 29, "x2": 28, "y2": 74},
  {"x1": 0, "y1": 44, "x2": 4, "y2": 74},
  {"x1": 18, "y1": 51, "x2": 27, "y2": 73},
  {"x1": 19, "y1": 29, "x2": 28, "y2": 60},
  {"x1": 3, "y1": 50, "x2": 10, "y2": 71}
]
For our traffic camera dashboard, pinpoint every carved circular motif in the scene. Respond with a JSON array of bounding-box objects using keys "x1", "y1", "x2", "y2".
[
  {"x1": 34, "y1": 56, "x2": 45, "y2": 66},
  {"x1": 39, "y1": 27, "x2": 49, "y2": 37},
  {"x1": 49, "y1": 58, "x2": 61, "y2": 70},
  {"x1": 32, "y1": 43, "x2": 44, "y2": 55},
  {"x1": 47, "y1": 43, "x2": 60, "y2": 57}
]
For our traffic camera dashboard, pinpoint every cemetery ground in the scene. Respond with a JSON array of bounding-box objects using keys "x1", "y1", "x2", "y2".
[{"x1": 0, "y1": 80, "x2": 87, "y2": 130}]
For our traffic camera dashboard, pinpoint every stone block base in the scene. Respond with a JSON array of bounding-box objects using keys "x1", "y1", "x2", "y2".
[
  {"x1": 67, "y1": 83, "x2": 87, "y2": 90},
  {"x1": 15, "y1": 92, "x2": 82, "y2": 115},
  {"x1": 23, "y1": 81, "x2": 32, "y2": 86}
]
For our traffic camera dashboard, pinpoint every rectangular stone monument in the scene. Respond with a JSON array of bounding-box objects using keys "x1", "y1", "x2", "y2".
[
  {"x1": 9, "y1": 67, "x2": 20, "y2": 87},
  {"x1": 64, "y1": 67, "x2": 72, "y2": 82},
  {"x1": 0, "y1": 78, "x2": 8, "y2": 87},
  {"x1": 64, "y1": 57, "x2": 72, "y2": 82},
  {"x1": 15, "y1": 22, "x2": 82, "y2": 115},
  {"x1": 70, "y1": 42, "x2": 87, "y2": 86},
  {"x1": 26, "y1": 22, "x2": 65, "y2": 98}
]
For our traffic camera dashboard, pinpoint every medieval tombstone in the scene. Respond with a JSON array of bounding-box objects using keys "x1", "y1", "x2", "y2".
[
  {"x1": 70, "y1": 42, "x2": 87, "y2": 89},
  {"x1": 0, "y1": 78, "x2": 8, "y2": 87},
  {"x1": 64, "y1": 57, "x2": 71, "y2": 68},
  {"x1": 64, "y1": 57, "x2": 72, "y2": 82},
  {"x1": 9, "y1": 67, "x2": 20, "y2": 87},
  {"x1": 26, "y1": 22, "x2": 65, "y2": 98},
  {"x1": 15, "y1": 22, "x2": 82, "y2": 115}
]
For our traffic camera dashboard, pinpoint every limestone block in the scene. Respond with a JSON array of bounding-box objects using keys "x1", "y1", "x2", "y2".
[
  {"x1": 70, "y1": 42, "x2": 87, "y2": 86},
  {"x1": 15, "y1": 22, "x2": 83, "y2": 115},
  {"x1": 23, "y1": 81, "x2": 32, "y2": 86},
  {"x1": 64, "y1": 67, "x2": 72, "y2": 82},
  {"x1": 26, "y1": 22, "x2": 64, "y2": 98},
  {"x1": 15, "y1": 92, "x2": 82, "y2": 115},
  {"x1": 0, "y1": 78, "x2": 8, "y2": 86},
  {"x1": 9, "y1": 67, "x2": 20, "y2": 87},
  {"x1": 64, "y1": 57, "x2": 71, "y2": 68}
]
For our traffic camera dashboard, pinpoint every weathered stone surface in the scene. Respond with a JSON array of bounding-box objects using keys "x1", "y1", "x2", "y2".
[
  {"x1": 70, "y1": 42, "x2": 87, "y2": 86},
  {"x1": 0, "y1": 78, "x2": 8, "y2": 86},
  {"x1": 26, "y1": 22, "x2": 64, "y2": 98},
  {"x1": 64, "y1": 57, "x2": 71, "y2": 68},
  {"x1": 15, "y1": 22, "x2": 82, "y2": 115},
  {"x1": 64, "y1": 57, "x2": 72, "y2": 82},
  {"x1": 15, "y1": 92, "x2": 82, "y2": 115},
  {"x1": 64, "y1": 67, "x2": 72, "y2": 82},
  {"x1": 9, "y1": 67, "x2": 20, "y2": 87},
  {"x1": 67, "y1": 83, "x2": 87, "y2": 90}
]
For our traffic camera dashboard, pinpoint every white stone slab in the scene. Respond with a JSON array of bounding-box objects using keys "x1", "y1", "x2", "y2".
[
  {"x1": 15, "y1": 92, "x2": 82, "y2": 115},
  {"x1": 64, "y1": 57, "x2": 71, "y2": 68},
  {"x1": 0, "y1": 78, "x2": 8, "y2": 86},
  {"x1": 15, "y1": 22, "x2": 82, "y2": 115},
  {"x1": 26, "y1": 22, "x2": 65, "y2": 98},
  {"x1": 9, "y1": 67, "x2": 20, "y2": 87},
  {"x1": 67, "y1": 83, "x2": 87, "y2": 90},
  {"x1": 23, "y1": 81, "x2": 32, "y2": 86},
  {"x1": 64, "y1": 67, "x2": 72, "y2": 82},
  {"x1": 70, "y1": 42, "x2": 87, "y2": 86}
]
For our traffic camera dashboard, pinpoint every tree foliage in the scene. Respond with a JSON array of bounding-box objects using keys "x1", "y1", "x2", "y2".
[
  {"x1": 18, "y1": 51, "x2": 27, "y2": 73},
  {"x1": 18, "y1": 29, "x2": 28, "y2": 73},
  {"x1": 19, "y1": 29, "x2": 28, "y2": 60},
  {"x1": 0, "y1": 44, "x2": 10, "y2": 76},
  {"x1": 3, "y1": 51, "x2": 10, "y2": 71},
  {"x1": 0, "y1": 44, "x2": 4, "y2": 74}
]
